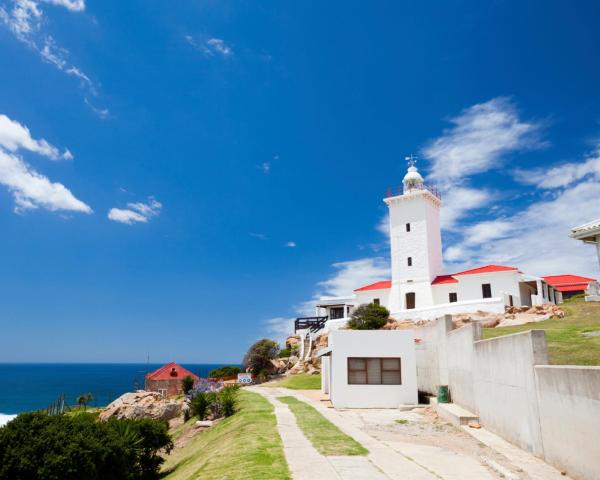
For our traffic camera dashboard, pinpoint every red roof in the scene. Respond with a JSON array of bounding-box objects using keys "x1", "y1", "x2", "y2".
[
  {"x1": 452, "y1": 265, "x2": 518, "y2": 276},
  {"x1": 146, "y1": 362, "x2": 200, "y2": 381},
  {"x1": 431, "y1": 275, "x2": 459, "y2": 285},
  {"x1": 354, "y1": 280, "x2": 392, "y2": 292},
  {"x1": 543, "y1": 274, "x2": 596, "y2": 292}
]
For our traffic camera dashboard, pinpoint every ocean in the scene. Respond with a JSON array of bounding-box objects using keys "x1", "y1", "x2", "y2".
[{"x1": 0, "y1": 363, "x2": 234, "y2": 424}]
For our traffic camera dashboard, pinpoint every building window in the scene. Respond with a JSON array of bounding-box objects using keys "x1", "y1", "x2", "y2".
[
  {"x1": 406, "y1": 223, "x2": 411, "y2": 232},
  {"x1": 330, "y1": 307, "x2": 345, "y2": 319},
  {"x1": 373, "y1": 298, "x2": 380, "y2": 305},
  {"x1": 407, "y1": 257, "x2": 412, "y2": 266},
  {"x1": 449, "y1": 292, "x2": 457, "y2": 303},
  {"x1": 348, "y1": 358, "x2": 402, "y2": 385},
  {"x1": 405, "y1": 292, "x2": 415, "y2": 309},
  {"x1": 482, "y1": 283, "x2": 492, "y2": 299}
]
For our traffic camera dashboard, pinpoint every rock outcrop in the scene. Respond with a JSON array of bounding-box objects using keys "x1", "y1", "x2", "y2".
[{"x1": 99, "y1": 391, "x2": 186, "y2": 422}]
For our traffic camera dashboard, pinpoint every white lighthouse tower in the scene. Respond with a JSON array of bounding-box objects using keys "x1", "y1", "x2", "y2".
[{"x1": 384, "y1": 156, "x2": 443, "y2": 314}]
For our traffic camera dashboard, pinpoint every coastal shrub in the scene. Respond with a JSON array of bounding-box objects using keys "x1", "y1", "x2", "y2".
[
  {"x1": 190, "y1": 392, "x2": 210, "y2": 420},
  {"x1": 347, "y1": 303, "x2": 390, "y2": 330},
  {"x1": 76, "y1": 392, "x2": 93, "y2": 410},
  {"x1": 243, "y1": 338, "x2": 279, "y2": 376},
  {"x1": 0, "y1": 412, "x2": 172, "y2": 480},
  {"x1": 278, "y1": 347, "x2": 291, "y2": 358},
  {"x1": 181, "y1": 375, "x2": 195, "y2": 394},
  {"x1": 219, "y1": 385, "x2": 239, "y2": 417},
  {"x1": 208, "y1": 365, "x2": 241, "y2": 379}
]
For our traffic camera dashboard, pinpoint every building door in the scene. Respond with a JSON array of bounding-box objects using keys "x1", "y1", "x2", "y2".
[{"x1": 405, "y1": 292, "x2": 415, "y2": 309}]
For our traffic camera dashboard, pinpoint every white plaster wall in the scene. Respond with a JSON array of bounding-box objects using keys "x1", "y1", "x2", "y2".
[
  {"x1": 321, "y1": 356, "x2": 331, "y2": 394},
  {"x1": 391, "y1": 297, "x2": 505, "y2": 321},
  {"x1": 329, "y1": 330, "x2": 418, "y2": 408},
  {"x1": 355, "y1": 288, "x2": 391, "y2": 309},
  {"x1": 535, "y1": 366, "x2": 600, "y2": 480},
  {"x1": 434, "y1": 271, "x2": 523, "y2": 306},
  {"x1": 472, "y1": 331, "x2": 548, "y2": 456}
]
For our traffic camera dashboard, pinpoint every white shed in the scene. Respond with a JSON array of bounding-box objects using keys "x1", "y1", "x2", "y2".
[{"x1": 319, "y1": 330, "x2": 418, "y2": 408}]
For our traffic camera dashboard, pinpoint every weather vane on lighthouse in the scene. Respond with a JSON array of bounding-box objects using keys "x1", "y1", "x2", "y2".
[{"x1": 405, "y1": 154, "x2": 418, "y2": 168}]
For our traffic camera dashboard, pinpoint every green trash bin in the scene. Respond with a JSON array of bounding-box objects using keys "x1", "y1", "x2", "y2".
[{"x1": 437, "y1": 385, "x2": 449, "y2": 403}]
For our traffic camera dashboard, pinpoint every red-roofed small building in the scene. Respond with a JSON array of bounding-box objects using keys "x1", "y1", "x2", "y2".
[
  {"x1": 543, "y1": 275, "x2": 598, "y2": 299},
  {"x1": 145, "y1": 362, "x2": 200, "y2": 397}
]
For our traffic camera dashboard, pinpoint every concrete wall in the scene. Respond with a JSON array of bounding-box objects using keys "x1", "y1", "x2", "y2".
[
  {"x1": 535, "y1": 366, "x2": 600, "y2": 480},
  {"x1": 446, "y1": 322, "x2": 481, "y2": 413},
  {"x1": 392, "y1": 297, "x2": 505, "y2": 321},
  {"x1": 472, "y1": 331, "x2": 548, "y2": 456},
  {"x1": 328, "y1": 330, "x2": 418, "y2": 408},
  {"x1": 413, "y1": 315, "x2": 600, "y2": 479}
]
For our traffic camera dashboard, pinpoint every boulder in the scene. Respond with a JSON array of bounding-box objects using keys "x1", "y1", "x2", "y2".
[
  {"x1": 99, "y1": 391, "x2": 185, "y2": 422},
  {"x1": 313, "y1": 333, "x2": 329, "y2": 350},
  {"x1": 286, "y1": 336, "x2": 300, "y2": 349}
]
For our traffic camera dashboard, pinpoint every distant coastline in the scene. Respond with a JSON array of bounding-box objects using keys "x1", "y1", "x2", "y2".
[{"x1": 0, "y1": 363, "x2": 239, "y2": 417}]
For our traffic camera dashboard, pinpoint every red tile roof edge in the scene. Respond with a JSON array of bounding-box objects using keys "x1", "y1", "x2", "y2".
[
  {"x1": 354, "y1": 280, "x2": 392, "y2": 292},
  {"x1": 146, "y1": 362, "x2": 200, "y2": 381}
]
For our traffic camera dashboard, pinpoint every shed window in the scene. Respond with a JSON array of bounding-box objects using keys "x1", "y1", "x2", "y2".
[
  {"x1": 373, "y1": 298, "x2": 380, "y2": 306},
  {"x1": 330, "y1": 307, "x2": 345, "y2": 319},
  {"x1": 482, "y1": 283, "x2": 492, "y2": 299},
  {"x1": 449, "y1": 292, "x2": 457, "y2": 303},
  {"x1": 407, "y1": 257, "x2": 412, "y2": 267},
  {"x1": 406, "y1": 223, "x2": 411, "y2": 232},
  {"x1": 348, "y1": 358, "x2": 402, "y2": 385}
]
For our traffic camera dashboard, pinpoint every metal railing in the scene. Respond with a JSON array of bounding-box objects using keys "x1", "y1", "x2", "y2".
[
  {"x1": 294, "y1": 316, "x2": 328, "y2": 333},
  {"x1": 386, "y1": 184, "x2": 442, "y2": 200}
]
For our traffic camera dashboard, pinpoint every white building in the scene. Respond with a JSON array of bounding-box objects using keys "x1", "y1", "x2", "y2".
[
  {"x1": 319, "y1": 330, "x2": 418, "y2": 408},
  {"x1": 298, "y1": 161, "x2": 588, "y2": 333}
]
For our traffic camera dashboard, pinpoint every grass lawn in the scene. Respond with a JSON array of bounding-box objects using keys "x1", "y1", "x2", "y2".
[
  {"x1": 276, "y1": 396, "x2": 368, "y2": 456},
  {"x1": 265, "y1": 374, "x2": 322, "y2": 390},
  {"x1": 162, "y1": 390, "x2": 290, "y2": 480},
  {"x1": 483, "y1": 298, "x2": 600, "y2": 365}
]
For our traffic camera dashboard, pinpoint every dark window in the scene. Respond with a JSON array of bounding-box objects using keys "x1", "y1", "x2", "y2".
[
  {"x1": 330, "y1": 307, "x2": 345, "y2": 319},
  {"x1": 373, "y1": 298, "x2": 380, "y2": 305},
  {"x1": 509, "y1": 295, "x2": 514, "y2": 307},
  {"x1": 482, "y1": 283, "x2": 492, "y2": 299},
  {"x1": 449, "y1": 292, "x2": 457, "y2": 303},
  {"x1": 407, "y1": 257, "x2": 412, "y2": 266},
  {"x1": 406, "y1": 223, "x2": 411, "y2": 232},
  {"x1": 405, "y1": 292, "x2": 415, "y2": 309},
  {"x1": 348, "y1": 357, "x2": 402, "y2": 385}
]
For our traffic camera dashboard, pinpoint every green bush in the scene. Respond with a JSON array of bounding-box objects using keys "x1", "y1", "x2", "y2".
[
  {"x1": 190, "y1": 392, "x2": 210, "y2": 421},
  {"x1": 219, "y1": 386, "x2": 239, "y2": 417},
  {"x1": 278, "y1": 347, "x2": 291, "y2": 358},
  {"x1": 0, "y1": 412, "x2": 172, "y2": 480},
  {"x1": 181, "y1": 375, "x2": 195, "y2": 394},
  {"x1": 347, "y1": 303, "x2": 390, "y2": 330},
  {"x1": 243, "y1": 339, "x2": 279, "y2": 376},
  {"x1": 208, "y1": 366, "x2": 241, "y2": 378}
]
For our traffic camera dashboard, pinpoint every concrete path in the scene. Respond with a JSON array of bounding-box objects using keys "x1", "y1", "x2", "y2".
[{"x1": 251, "y1": 386, "x2": 389, "y2": 480}]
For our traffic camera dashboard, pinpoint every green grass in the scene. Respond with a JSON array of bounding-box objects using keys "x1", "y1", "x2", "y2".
[
  {"x1": 169, "y1": 417, "x2": 197, "y2": 442},
  {"x1": 276, "y1": 396, "x2": 368, "y2": 456},
  {"x1": 162, "y1": 390, "x2": 290, "y2": 480},
  {"x1": 265, "y1": 374, "x2": 322, "y2": 390},
  {"x1": 483, "y1": 298, "x2": 600, "y2": 365}
]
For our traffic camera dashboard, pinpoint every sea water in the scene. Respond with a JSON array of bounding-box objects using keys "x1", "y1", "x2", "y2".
[{"x1": 0, "y1": 363, "x2": 234, "y2": 424}]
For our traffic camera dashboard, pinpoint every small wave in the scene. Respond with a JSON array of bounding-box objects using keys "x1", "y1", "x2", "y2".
[{"x1": 0, "y1": 413, "x2": 17, "y2": 427}]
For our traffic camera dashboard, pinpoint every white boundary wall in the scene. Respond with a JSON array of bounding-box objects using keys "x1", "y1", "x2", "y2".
[{"x1": 414, "y1": 317, "x2": 600, "y2": 480}]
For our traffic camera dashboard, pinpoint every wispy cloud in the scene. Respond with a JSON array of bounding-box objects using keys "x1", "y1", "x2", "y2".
[
  {"x1": 249, "y1": 232, "x2": 268, "y2": 240},
  {"x1": 284, "y1": 241, "x2": 296, "y2": 248},
  {"x1": 259, "y1": 162, "x2": 271, "y2": 174},
  {"x1": 108, "y1": 197, "x2": 162, "y2": 225},
  {"x1": 0, "y1": 0, "x2": 108, "y2": 117},
  {"x1": 0, "y1": 113, "x2": 91, "y2": 214},
  {"x1": 185, "y1": 34, "x2": 233, "y2": 58},
  {"x1": 422, "y1": 97, "x2": 545, "y2": 229}
]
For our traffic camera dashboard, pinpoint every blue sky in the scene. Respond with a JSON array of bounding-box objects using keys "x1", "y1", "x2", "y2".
[{"x1": 1, "y1": 0, "x2": 599, "y2": 362}]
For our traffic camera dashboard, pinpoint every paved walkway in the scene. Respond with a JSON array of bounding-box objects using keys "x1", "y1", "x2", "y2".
[{"x1": 252, "y1": 385, "x2": 570, "y2": 480}]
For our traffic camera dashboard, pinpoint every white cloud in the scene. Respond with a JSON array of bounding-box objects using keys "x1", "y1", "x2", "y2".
[
  {"x1": 513, "y1": 148, "x2": 600, "y2": 189},
  {"x1": 441, "y1": 186, "x2": 492, "y2": 230},
  {"x1": 108, "y1": 197, "x2": 162, "y2": 225},
  {"x1": 40, "y1": 0, "x2": 84, "y2": 12},
  {"x1": 0, "y1": 113, "x2": 90, "y2": 214},
  {"x1": 317, "y1": 257, "x2": 389, "y2": 298},
  {"x1": 0, "y1": 114, "x2": 72, "y2": 160},
  {"x1": 0, "y1": 149, "x2": 91, "y2": 214},
  {"x1": 185, "y1": 34, "x2": 233, "y2": 58},
  {"x1": 259, "y1": 162, "x2": 271, "y2": 174},
  {"x1": 264, "y1": 317, "x2": 294, "y2": 344},
  {"x1": 0, "y1": 0, "x2": 105, "y2": 116},
  {"x1": 424, "y1": 97, "x2": 544, "y2": 185},
  {"x1": 285, "y1": 241, "x2": 296, "y2": 248}
]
